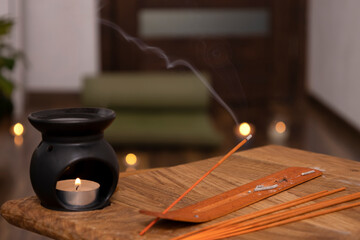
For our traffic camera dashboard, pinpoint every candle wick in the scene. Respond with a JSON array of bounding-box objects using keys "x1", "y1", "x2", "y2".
[{"x1": 76, "y1": 185, "x2": 79, "y2": 191}]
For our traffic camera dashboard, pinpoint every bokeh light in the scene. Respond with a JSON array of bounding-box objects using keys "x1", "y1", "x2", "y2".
[
  {"x1": 125, "y1": 153, "x2": 137, "y2": 166},
  {"x1": 275, "y1": 121, "x2": 286, "y2": 134},
  {"x1": 238, "y1": 122, "x2": 251, "y2": 136},
  {"x1": 12, "y1": 123, "x2": 24, "y2": 136},
  {"x1": 14, "y1": 136, "x2": 23, "y2": 146}
]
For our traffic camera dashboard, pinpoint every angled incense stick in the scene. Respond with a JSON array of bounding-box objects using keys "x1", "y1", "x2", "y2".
[{"x1": 139, "y1": 134, "x2": 252, "y2": 236}]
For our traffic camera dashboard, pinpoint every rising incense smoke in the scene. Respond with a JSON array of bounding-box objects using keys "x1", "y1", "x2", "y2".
[{"x1": 100, "y1": 19, "x2": 239, "y2": 126}]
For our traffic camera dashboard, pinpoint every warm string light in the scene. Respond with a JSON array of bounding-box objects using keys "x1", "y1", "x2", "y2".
[
  {"x1": 10, "y1": 122, "x2": 25, "y2": 136},
  {"x1": 275, "y1": 121, "x2": 286, "y2": 134},
  {"x1": 124, "y1": 153, "x2": 139, "y2": 171},
  {"x1": 125, "y1": 153, "x2": 137, "y2": 166},
  {"x1": 13, "y1": 123, "x2": 24, "y2": 136},
  {"x1": 11, "y1": 123, "x2": 25, "y2": 146},
  {"x1": 268, "y1": 119, "x2": 289, "y2": 144}
]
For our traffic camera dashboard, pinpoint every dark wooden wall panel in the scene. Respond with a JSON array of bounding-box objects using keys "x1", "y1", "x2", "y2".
[{"x1": 100, "y1": 0, "x2": 307, "y2": 114}]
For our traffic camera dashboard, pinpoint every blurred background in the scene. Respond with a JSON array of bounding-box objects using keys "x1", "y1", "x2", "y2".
[{"x1": 1, "y1": 0, "x2": 360, "y2": 239}]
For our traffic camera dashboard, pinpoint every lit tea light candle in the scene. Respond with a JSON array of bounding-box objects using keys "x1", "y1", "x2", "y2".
[{"x1": 56, "y1": 178, "x2": 100, "y2": 206}]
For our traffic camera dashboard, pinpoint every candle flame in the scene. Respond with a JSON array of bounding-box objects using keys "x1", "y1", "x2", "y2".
[{"x1": 75, "y1": 178, "x2": 81, "y2": 190}]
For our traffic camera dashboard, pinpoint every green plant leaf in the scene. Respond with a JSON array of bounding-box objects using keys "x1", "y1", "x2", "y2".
[
  {"x1": 0, "y1": 75, "x2": 14, "y2": 98},
  {"x1": 0, "y1": 18, "x2": 17, "y2": 101},
  {"x1": 0, "y1": 57, "x2": 15, "y2": 70},
  {"x1": 0, "y1": 19, "x2": 13, "y2": 37}
]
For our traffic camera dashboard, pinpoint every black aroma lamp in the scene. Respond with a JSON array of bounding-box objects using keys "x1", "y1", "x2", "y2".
[{"x1": 28, "y1": 108, "x2": 119, "y2": 211}]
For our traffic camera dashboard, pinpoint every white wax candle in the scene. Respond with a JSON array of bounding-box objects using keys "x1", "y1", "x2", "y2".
[{"x1": 56, "y1": 179, "x2": 100, "y2": 206}]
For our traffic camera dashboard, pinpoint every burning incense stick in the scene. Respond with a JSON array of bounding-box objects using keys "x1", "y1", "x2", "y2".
[{"x1": 139, "y1": 134, "x2": 252, "y2": 236}]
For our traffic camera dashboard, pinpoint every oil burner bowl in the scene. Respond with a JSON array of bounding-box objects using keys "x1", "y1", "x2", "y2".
[{"x1": 28, "y1": 107, "x2": 119, "y2": 211}]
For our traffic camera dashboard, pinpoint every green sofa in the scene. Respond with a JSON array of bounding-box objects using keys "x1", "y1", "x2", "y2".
[{"x1": 82, "y1": 72, "x2": 222, "y2": 147}]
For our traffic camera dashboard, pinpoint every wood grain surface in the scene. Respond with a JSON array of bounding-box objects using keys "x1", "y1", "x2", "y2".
[{"x1": 2, "y1": 145, "x2": 360, "y2": 240}]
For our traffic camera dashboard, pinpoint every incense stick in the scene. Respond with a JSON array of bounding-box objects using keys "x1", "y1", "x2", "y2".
[
  {"x1": 173, "y1": 188, "x2": 345, "y2": 240},
  {"x1": 139, "y1": 134, "x2": 252, "y2": 236},
  {"x1": 209, "y1": 199, "x2": 360, "y2": 240},
  {"x1": 233, "y1": 201, "x2": 360, "y2": 237},
  {"x1": 175, "y1": 191, "x2": 360, "y2": 240}
]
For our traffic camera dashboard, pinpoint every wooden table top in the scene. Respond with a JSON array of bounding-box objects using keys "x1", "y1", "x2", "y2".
[{"x1": 1, "y1": 145, "x2": 360, "y2": 239}]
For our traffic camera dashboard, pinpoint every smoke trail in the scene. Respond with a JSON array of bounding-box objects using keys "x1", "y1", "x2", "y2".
[{"x1": 100, "y1": 19, "x2": 239, "y2": 126}]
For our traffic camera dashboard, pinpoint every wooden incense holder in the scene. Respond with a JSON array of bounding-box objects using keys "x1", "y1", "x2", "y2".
[{"x1": 139, "y1": 167, "x2": 322, "y2": 222}]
